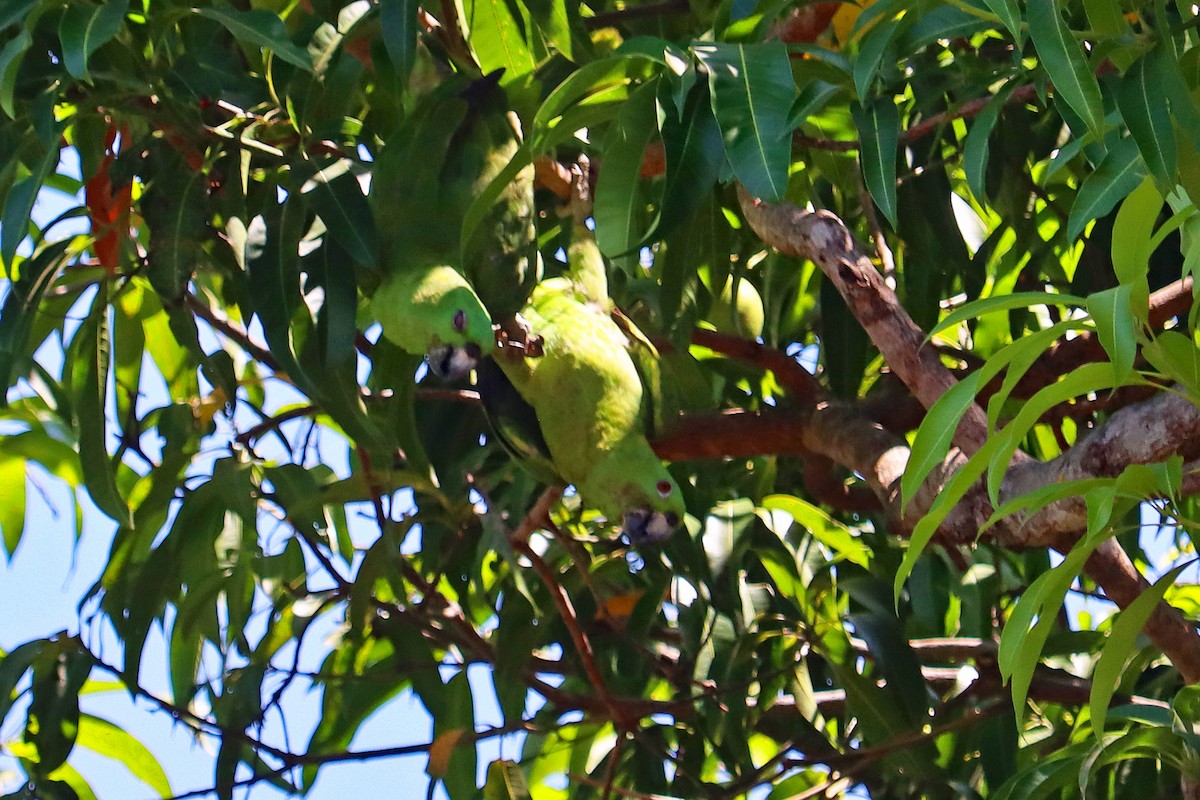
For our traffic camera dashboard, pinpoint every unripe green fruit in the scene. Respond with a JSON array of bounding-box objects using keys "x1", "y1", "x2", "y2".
[{"x1": 709, "y1": 277, "x2": 765, "y2": 338}]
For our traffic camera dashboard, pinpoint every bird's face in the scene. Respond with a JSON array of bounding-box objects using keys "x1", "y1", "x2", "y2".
[
  {"x1": 425, "y1": 297, "x2": 494, "y2": 380},
  {"x1": 622, "y1": 477, "x2": 685, "y2": 546}
]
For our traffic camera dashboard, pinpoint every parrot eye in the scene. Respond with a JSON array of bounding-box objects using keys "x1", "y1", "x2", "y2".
[
  {"x1": 452, "y1": 309, "x2": 468, "y2": 332},
  {"x1": 656, "y1": 480, "x2": 673, "y2": 498}
]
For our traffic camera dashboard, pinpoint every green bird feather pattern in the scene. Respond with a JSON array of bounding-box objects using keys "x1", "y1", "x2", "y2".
[{"x1": 482, "y1": 184, "x2": 685, "y2": 545}]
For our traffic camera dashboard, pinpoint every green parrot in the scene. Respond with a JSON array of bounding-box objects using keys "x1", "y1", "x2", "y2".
[
  {"x1": 366, "y1": 72, "x2": 539, "y2": 374},
  {"x1": 368, "y1": 264, "x2": 495, "y2": 378},
  {"x1": 479, "y1": 176, "x2": 685, "y2": 545}
]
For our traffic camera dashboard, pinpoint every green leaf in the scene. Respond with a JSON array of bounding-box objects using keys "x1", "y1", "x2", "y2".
[
  {"x1": 1117, "y1": 53, "x2": 1178, "y2": 190},
  {"x1": 641, "y1": 82, "x2": 724, "y2": 245},
  {"x1": 532, "y1": 54, "x2": 657, "y2": 146},
  {"x1": 851, "y1": 97, "x2": 899, "y2": 227},
  {"x1": 1143, "y1": 330, "x2": 1200, "y2": 400},
  {"x1": 852, "y1": 13, "x2": 900, "y2": 100},
  {"x1": 460, "y1": 0, "x2": 537, "y2": 82},
  {"x1": 1088, "y1": 284, "x2": 1137, "y2": 384},
  {"x1": 1028, "y1": 0, "x2": 1104, "y2": 142},
  {"x1": 0, "y1": 638, "x2": 45, "y2": 722},
  {"x1": 380, "y1": 0, "x2": 418, "y2": 80},
  {"x1": 194, "y1": 7, "x2": 313, "y2": 71},
  {"x1": 307, "y1": 164, "x2": 379, "y2": 269},
  {"x1": 57, "y1": 0, "x2": 128, "y2": 79},
  {"x1": 484, "y1": 760, "x2": 531, "y2": 800},
  {"x1": 71, "y1": 289, "x2": 131, "y2": 526},
  {"x1": 2, "y1": 147, "x2": 59, "y2": 268},
  {"x1": 1091, "y1": 562, "x2": 1192, "y2": 738},
  {"x1": 1110, "y1": 176, "x2": 1161, "y2": 288},
  {"x1": 964, "y1": 85, "x2": 1012, "y2": 202},
  {"x1": 0, "y1": 26, "x2": 32, "y2": 118},
  {"x1": 0, "y1": 451, "x2": 26, "y2": 558},
  {"x1": 901, "y1": 372, "x2": 982, "y2": 507},
  {"x1": 980, "y1": 0, "x2": 1023, "y2": 45},
  {"x1": 986, "y1": 362, "x2": 1119, "y2": 502},
  {"x1": 74, "y1": 714, "x2": 172, "y2": 798},
  {"x1": 999, "y1": 534, "x2": 1105, "y2": 716},
  {"x1": 28, "y1": 644, "x2": 92, "y2": 772},
  {"x1": 1067, "y1": 137, "x2": 1147, "y2": 241},
  {"x1": 0, "y1": 239, "x2": 72, "y2": 400},
  {"x1": 694, "y1": 42, "x2": 795, "y2": 202},
  {"x1": 760, "y1": 494, "x2": 871, "y2": 567},
  {"x1": 931, "y1": 291, "x2": 1086, "y2": 337},
  {"x1": 594, "y1": 80, "x2": 658, "y2": 258}
]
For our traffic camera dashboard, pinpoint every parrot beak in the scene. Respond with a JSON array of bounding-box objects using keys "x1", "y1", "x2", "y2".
[
  {"x1": 623, "y1": 508, "x2": 680, "y2": 546},
  {"x1": 428, "y1": 342, "x2": 483, "y2": 380}
]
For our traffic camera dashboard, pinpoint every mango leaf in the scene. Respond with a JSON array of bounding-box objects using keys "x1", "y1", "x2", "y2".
[
  {"x1": 0, "y1": 27, "x2": 32, "y2": 118},
  {"x1": 1067, "y1": 137, "x2": 1147, "y2": 241},
  {"x1": 980, "y1": 0, "x2": 1023, "y2": 45},
  {"x1": 2, "y1": 146, "x2": 59, "y2": 267},
  {"x1": 58, "y1": 0, "x2": 128, "y2": 80},
  {"x1": 306, "y1": 163, "x2": 379, "y2": 269},
  {"x1": 1142, "y1": 330, "x2": 1200, "y2": 401},
  {"x1": 999, "y1": 534, "x2": 1105, "y2": 716},
  {"x1": 1028, "y1": 0, "x2": 1103, "y2": 142},
  {"x1": 460, "y1": 0, "x2": 537, "y2": 82},
  {"x1": 964, "y1": 85, "x2": 1013, "y2": 202},
  {"x1": 0, "y1": 450, "x2": 24, "y2": 557},
  {"x1": 70, "y1": 289, "x2": 131, "y2": 526},
  {"x1": 1087, "y1": 284, "x2": 1137, "y2": 384},
  {"x1": 532, "y1": 54, "x2": 657, "y2": 145},
  {"x1": 694, "y1": 42, "x2": 795, "y2": 202},
  {"x1": 195, "y1": 8, "x2": 313, "y2": 71},
  {"x1": 930, "y1": 291, "x2": 1086, "y2": 337},
  {"x1": 1091, "y1": 562, "x2": 1193, "y2": 737},
  {"x1": 851, "y1": 97, "x2": 899, "y2": 227},
  {"x1": 986, "y1": 362, "x2": 1119, "y2": 502},
  {"x1": 901, "y1": 372, "x2": 982, "y2": 507},
  {"x1": 0, "y1": 239, "x2": 72, "y2": 401},
  {"x1": 594, "y1": 80, "x2": 658, "y2": 258},
  {"x1": 760, "y1": 494, "x2": 871, "y2": 567},
  {"x1": 1110, "y1": 176, "x2": 1160, "y2": 290},
  {"x1": 640, "y1": 82, "x2": 724, "y2": 245},
  {"x1": 74, "y1": 714, "x2": 172, "y2": 798},
  {"x1": 28, "y1": 644, "x2": 93, "y2": 772},
  {"x1": 380, "y1": 0, "x2": 418, "y2": 80},
  {"x1": 1118, "y1": 53, "x2": 1177, "y2": 190},
  {"x1": 484, "y1": 759, "x2": 532, "y2": 800}
]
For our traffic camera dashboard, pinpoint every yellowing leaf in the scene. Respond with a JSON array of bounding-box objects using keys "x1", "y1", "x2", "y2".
[{"x1": 427, "y1": 727, "x2": 471, "y2": 778}]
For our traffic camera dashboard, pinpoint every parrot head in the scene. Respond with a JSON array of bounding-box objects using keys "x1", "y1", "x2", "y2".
[
  {"x1": 583, "y1": 450, "x2": 686, "y2": 547},
  {"x1": 370, "y1": 265, "x2": 495, "y2": 378}
]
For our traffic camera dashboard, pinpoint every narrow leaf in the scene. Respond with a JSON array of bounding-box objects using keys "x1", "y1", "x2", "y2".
[
  {"x1": 194, "y1": 8, "x2": 313, "y2": 71},
  {"x1": 1067, "y1": 137, "x2": 1147, "y2": 241},
  {"x1": 695, "y1": 42, "x2": 795, "y2": 202},
  {"x1": 57, "y1": 0, "x2": 128, "y2": 79},
  {"x1": 75, "y1": 714, "x2": 172, "y2": 798},
  {"x1": 71, "y1": 289, "x2": 131, "y2": 526},
  {"x1": 1028, "y1": 0, "x2": 1104, "y2": 141},
  {"x1": 1117, "y1": 53, "x2": 1177, "y2": 189},
  {"x1": 1088, "y1": 284, "x2": 1137, "y2": 384},
  {"x1": 1090, "y1": 562, "x2": 1192, "y2": 738},
  {"x1": 852, "y1": 97, "x2": 899, "y2": 227},
  {"x1": 594, "y1": 81, "x2": 659, "y2": 257}
]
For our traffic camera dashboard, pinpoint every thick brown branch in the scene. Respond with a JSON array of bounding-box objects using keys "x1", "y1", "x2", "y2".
[{"x1": 736, "y1": 186, "x2": 992, "y2": 454}]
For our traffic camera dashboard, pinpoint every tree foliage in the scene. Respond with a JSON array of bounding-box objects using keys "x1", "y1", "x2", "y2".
[{"x1": 3, "y1": 0, "x2": 1200, "y2": 797}]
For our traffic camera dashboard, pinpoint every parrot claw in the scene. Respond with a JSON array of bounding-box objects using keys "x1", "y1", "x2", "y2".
[
  {"x1": 494, "y1": 315, "x2": 544, "y2": 358},
  {"x1": 623, "y1": 508, "x2": 680, "y2": 546}
]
